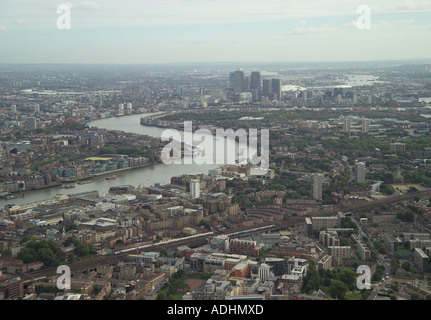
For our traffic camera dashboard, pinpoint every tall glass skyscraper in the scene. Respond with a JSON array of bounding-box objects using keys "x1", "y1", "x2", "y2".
[{"x1": 229, "y1": 69, "x2": 245, "y2": 94}]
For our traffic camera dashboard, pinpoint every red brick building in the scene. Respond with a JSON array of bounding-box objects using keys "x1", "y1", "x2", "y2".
[
  {"x1": 0, "y1": 277, "x2": 24, "y2": 299},
  {"x1": 229, "y1": 239, "x2": 261, "y2": 257}
]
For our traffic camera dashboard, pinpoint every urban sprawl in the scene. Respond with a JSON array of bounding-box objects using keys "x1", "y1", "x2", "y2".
[{"x1": 1, "y1": 63, "x2": 431, "y2": 301}]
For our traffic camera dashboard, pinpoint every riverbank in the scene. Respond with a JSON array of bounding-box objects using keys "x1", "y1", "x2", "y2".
[
  {"x1": 92, "y1": 162, "x2": 156, "y2": 178},
  {"x1": 62, "y1": 175, "x2": 96, "y2": 183},
  {"x1": 85, "y1": 110, "x2": 161, "y2": 127},
  {"x1": 1, "y1": 112, "x2": 223, "y2": 207}
]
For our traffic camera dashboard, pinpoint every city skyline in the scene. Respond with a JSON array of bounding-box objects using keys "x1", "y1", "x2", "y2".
[
  {"x1": 2, "y1": 0, "x2": 431, "y2": 305},
  {"x1": 0, "y1": 0, "x2": 431, "y2": 64},
  {"x1": 1, "y1": 49, "x2": 431, "y2": 302}
]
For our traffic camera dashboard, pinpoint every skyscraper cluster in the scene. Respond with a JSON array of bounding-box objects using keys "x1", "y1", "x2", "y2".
[{"x1": 229, "y1": 70, "x2": 283, "y2": 102}]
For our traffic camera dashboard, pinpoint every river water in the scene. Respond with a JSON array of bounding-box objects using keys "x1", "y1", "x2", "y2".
[{"x1": 1, "y1": 112, "x2": 252, "y2": 207}]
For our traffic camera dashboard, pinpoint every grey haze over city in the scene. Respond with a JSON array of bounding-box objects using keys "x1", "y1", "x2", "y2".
[{"x1": 1, "y1": 0, "x2": 431, "y2": 307}]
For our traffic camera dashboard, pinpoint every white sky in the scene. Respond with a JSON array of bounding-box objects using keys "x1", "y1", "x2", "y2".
[{"x1": 0, "y1": 0, "x2": 430, "y2": 63}]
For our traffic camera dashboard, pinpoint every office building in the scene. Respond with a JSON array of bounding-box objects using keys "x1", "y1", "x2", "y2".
[
  {"x1": 10, "y1": 104, "x2": 17, "y2": 114},
  {"x1": 271, "y1": 78, "x2": 282, "y2": 101},
  {"x1": 230, "y1": 69, "x2": 245, "y2": 94},
  {"x1": 258, "y1": 263, "x2": 271, "y2": 282},
  {"x1": 243, "y1": 76, "x2": 249, "y2": 92},
  {"x1": 250, "y1": 71, "x2": 261, "y2": 90},
  {"x1": 264, "y1": 257, "x2": 285, "y2": 276},
  {"x1": 250, "y1": 71, "x2": 261, "y2": 102},
  {"x1": 287, "y1": 258, "x2": 309, "y2": 276},
  {"x1": 262, "y1": 79, "x2": 271, "y2": 93}
]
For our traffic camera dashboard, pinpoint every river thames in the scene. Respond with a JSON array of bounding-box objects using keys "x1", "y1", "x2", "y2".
[{"x1": 1, "y1": 112, "x2": 250, "y2": 207}]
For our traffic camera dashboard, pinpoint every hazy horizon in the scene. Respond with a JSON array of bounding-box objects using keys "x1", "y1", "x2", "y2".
[{"x1": 1, "y1": 0, "x2": 431, "y2": 64}]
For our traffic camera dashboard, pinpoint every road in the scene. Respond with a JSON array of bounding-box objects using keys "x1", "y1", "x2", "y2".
[{"x1": 350, "y1": 218, "x2": 391, "y2": 300}]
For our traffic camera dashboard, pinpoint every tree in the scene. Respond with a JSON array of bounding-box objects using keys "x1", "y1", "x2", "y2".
[
  {"x1": 318, "y1": 268, "x2": 325, "y2": 278},
  {"x1": 360, "y1": 289, "x2": 372, "y2": 300},
  {"x1": 65, "y1": 223, "x2": 77, "y2": 232},
  {"x1": 1, "y1": 249, "x2": 12, "y2": 257},
  {"x1": 329, "y1": 280, "x2": 348, "y2": 300},
  {"x1": 17, "y1": 247, "x2": 36, "y2": 264},
  {"x1": 325, "y1": 269, "x2": 334, "y2": 279},
  {"x1": 159, "y1": 248, "x2": 168, "y2": 257},
  {"x1": 157, "y1": 292, "x2": 167, "y2": 300},
  {"x1": 46, "y1": 240, "x2": 58, "y2": 253},
  {"x1": 36, "y1": 248, "x2": 57, "y2": 267},
  {"x1": 372, "y1": 265, "x2": 385, "y2": 282},
  {"x1": 390, "y1": 259, "x2": 400, "y2": 275},
  {"x1": 76, "y1": 242, "x2": 90, "y2": 257},
  {"x1": 408, "y1": 186, "x2": 418, "y2": 193},
  {"x1": 410, "y1": 292, "x2": 421, "y2": 300},
  {"x1": 198, "y1": 219, "x2": 211, "y2": 231},
  {"x1": 336, "y1": 268, "x2": 357, "y2": 291},
  {"x1": 231, "y1": 195, "x2": 240, "y2": 204},
  {"x1": 397, "y1": 211, "x2": 415, "y2": 223},
  {"x1": 389, "y1": 284, "x2": 399, "y2": 293},
  {"x1": 172, "y1": 270, "x2": 185, "y2": 279},
  {"x1": 64, "y1": 237, "x2": 80, "y2": 247},
  {"x1": 268, "y1": 184, "x2": 286, "y2": 191},
  {"x1": 380, "y1": 184, "x2": 395, "y2": 195},
  {"x1": 302, "y1": 261, "x2": 321, "y2": 294},
  {"x1": 20, "y1": 236, "x2": 31, "y2": 244},
  {"x1": 339, "y1": 237, "x2": 351, "y2": 247},
  {"x1": 402, "y1": 262, "x2": 411, "y2": 272},
  {"x1": 248, "y1": 179, "x2": 262, "y2": 188},
  {"x1": 92, "y1": 284, "x2": 102, "y2": 295}
]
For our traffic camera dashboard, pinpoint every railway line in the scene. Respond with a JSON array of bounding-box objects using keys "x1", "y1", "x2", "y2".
[
  {"x1": 301, "y1": 189, "x2": 431, "y2": 218},
  {"x1": 19, "y1": 189, "x2": 431, "y2": 284},
  {"x1": 21, "y1": 235, "x2": 211, "y2": 282}
]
